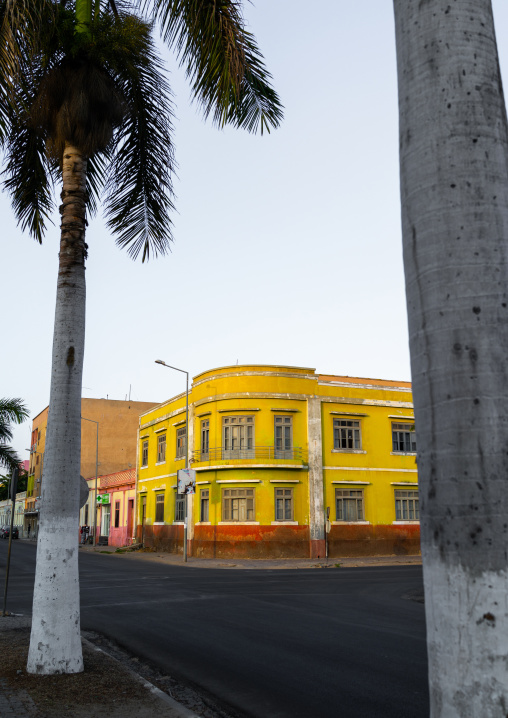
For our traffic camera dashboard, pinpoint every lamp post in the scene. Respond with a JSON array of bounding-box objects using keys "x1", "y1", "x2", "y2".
[
  {"x1": 81, "y1": 417, "x2": 99, "y2": 546},
  {"x1": 155, "y1": 359, "x2": 189, "y2": 561}
]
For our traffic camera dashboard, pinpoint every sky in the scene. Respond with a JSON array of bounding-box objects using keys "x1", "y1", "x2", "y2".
[{"x1": 3, "y1": 1, "x2": 508, "y2": 457}]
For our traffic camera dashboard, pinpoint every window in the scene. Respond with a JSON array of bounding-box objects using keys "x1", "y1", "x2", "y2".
[
  {"x1": 36, "y1": 455, "x2": 39, "y2": 465},
  {"x1": 141, "y1": 440, "x2": 148, "y2": 467},
  {"x1": 157, "y1": 433, "x2": 166, "y2": 463},
  {"x1": 222, "y1": 416, "x2": 254, "y2": 459},
  {"x1": 222, "y1": 488, "x2": 255, "y2": 521},
  {"x1": 175, "y1": 493, "x2": 185, "y2": 521},
  {"x1": 395, "y1": 490, "x2": 419, "y2": 520},
  {"x1": 201, "y1": 420, "x2": 210, "y2": 460},
  {"x1": 176, "y1": 427, "x2": 186, "y2": 459},
  {"x1": 84, "y1": 504, "x2": 89, "y2": 525},
  {"x1": 392, "y1": 423, "x2": 416, "y2": 453},
  {"x1": 200, "y1": 489, "x2": 209, "y2": 522},
  {"x1": 275, "y1": 488, "x2": 293, "y2": 520},
  {"x1": 274, "y1": 416, "x2": 293, "y2": 459},
  {"x1": 114, "y1": 501, "x2": 120, "y2": 528},
  {"x1": 333, "y1": 419, "x2": 361, "y2": 450},
  {"x1": 335, "y1": 489, "x2": 364, "y2": 521},
  {"x1": 155, "y1": 494, "x2": 165, "y2": 522}
]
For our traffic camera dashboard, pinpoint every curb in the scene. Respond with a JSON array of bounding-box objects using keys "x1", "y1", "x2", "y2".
[{"x1": 82, "y1": 637, "x2": 202, "y2": 718}]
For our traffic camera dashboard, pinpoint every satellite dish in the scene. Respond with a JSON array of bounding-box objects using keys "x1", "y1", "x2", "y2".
[{"x1": 79, "y1": 476, "x2": 89, "y2": 509}]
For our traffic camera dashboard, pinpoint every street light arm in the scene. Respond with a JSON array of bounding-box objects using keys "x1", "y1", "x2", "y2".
[{"x1": 155, "y1": 360, "x2": 188, "y2": 378}]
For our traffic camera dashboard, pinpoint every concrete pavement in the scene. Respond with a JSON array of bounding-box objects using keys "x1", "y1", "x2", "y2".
[
  {"x1": 0, "y1": 614, "x2": 203, "y2": 718},
  {"x1": 2, "y1": 542, "x2": 424, "y2": 717}
]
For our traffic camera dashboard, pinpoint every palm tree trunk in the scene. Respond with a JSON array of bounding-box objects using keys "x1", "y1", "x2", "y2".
[
  {"x1": 27, "y1": 143, "x2": 87, "y2": 674},
  {"x1": 393, "y1": 1, "x2": 508, "y2": 714}
]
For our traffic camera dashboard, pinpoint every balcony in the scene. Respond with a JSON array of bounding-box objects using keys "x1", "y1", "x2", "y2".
[{"x1": 191, "y1": 446, "x2": 308, "y2": 468}]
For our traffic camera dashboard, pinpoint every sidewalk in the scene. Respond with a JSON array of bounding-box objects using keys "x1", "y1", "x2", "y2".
[
  {"x1": 77, "y1": 542, "x2": 423, "y2": 570},
  {"x1": 0, "y1": 615, "x2": 205, "y2": 718}
]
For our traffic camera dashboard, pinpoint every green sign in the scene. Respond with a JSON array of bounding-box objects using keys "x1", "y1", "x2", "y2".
[{"x1": 96, "y1": 494, "x2": 110, "y2": 505}]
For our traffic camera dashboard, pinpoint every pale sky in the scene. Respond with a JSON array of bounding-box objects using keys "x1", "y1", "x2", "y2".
[{"x1": 3, "y1": 1, "x2": 508, "y2": 457}]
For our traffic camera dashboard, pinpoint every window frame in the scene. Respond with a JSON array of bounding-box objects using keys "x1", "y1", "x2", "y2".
[
  {"x1": 175, "y1": 492, "x2": 185, "y2": 522},
  {"x1": 222, "y1": 416, "x2": 255, "y2": 459},
  {"x1": 333, "y1": 418, "x2": 362, "y2": 451},
  {"x1": 200, "y1": 489, "x2": 209, "y2": 522},
  {"x1": 274, "y1": 415, "x2": 293, "y2": 459},
  {"x1": 157, "y1": 433, "x2": 166, "y2": 463},
  {"x1": 274, "y1": 487, "x2": 294, "y2": 521},
  {"x1": 201, "y1": 419, "x2": 210, "y2": 460},
  {"x1": 155, "y1": 493, "x2": 165, "y2": 523},
  {"x1": 335, "y1": 488, "x2": 364, "y2": 522},
  {"x1": 141, "y1": 439, "x2": 148, "y2": 467},
  {"x1": 222, "y1": 488, "x2": 255, "y2": 521},
  {"x1": 392, "y1": 423, "x2": 417, "y2": 453},
  {"x1": 114, "y1": 500, "x2": 120, "y2": 528},
  {"x1": 176, "y1": 427, "x2": 187, "y2": 460},
  {"x1": 394, "y1": 489, "x2": 419, "y2": 521}
]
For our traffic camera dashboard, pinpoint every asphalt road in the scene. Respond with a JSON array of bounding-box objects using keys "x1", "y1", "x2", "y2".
[{"x1": 1, "y1": 541, "x2": 429, "y2": 718}]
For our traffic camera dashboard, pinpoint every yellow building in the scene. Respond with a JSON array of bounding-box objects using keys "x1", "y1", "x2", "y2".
[{"x1": 137, "y1": 365, "x2": 419, "y2": 558}]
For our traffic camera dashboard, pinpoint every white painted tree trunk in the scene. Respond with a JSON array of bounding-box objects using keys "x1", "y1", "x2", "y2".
[
  {"x1": 393, "y1": 1, "x2": 508, "y2": 715},
  {"x1": 27, "y1": 144, "x2": 87, "y2": 674}
]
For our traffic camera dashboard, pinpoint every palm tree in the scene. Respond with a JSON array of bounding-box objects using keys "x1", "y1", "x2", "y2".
[
  {"x1": 0, "y1": 0, "x2": 282, "y2": 675},
  {"x1": 393, "y1": 1, "x2": 508, "y2": 714},
  {"x1": 0, "y1": 398, "x2": 29, "y2": 471}
]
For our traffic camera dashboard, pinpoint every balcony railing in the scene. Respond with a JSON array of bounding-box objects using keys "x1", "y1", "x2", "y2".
[{"x1": 191, "y1": 446, "x2": 308, "y2": 465}]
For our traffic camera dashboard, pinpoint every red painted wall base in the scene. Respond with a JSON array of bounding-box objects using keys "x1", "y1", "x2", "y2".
[
  {"x1": 138, "y1": 523, "x2": 421, "y2": 559},
  {"x1": 309, "y1": 539, "x2": 326, "y2": 559}
]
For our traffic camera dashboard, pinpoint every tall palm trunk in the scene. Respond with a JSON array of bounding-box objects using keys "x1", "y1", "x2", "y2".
[
  {"x1": 27, "y1": 144, "x2": 87, "y2": 674},
  {"x1": 393, "y1": 1, "x2": 508, "y2": 714}
]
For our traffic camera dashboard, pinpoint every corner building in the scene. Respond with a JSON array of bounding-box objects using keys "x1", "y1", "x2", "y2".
[{"x1": 137, "y1": 365, "x2": 419, "y2": 558}]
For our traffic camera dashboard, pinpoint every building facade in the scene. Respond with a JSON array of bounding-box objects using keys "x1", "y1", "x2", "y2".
[
  {"x1": 137, "y1": 365, "x2": 419, "y2": 558},
  {"x1": 79, "y1": 468, "x2": 136, "y2": 547},
  {"x1": 0, "y1": 492, "x2": 27, "y2": 534},
  {"x1": 27, "y1": 398, "x2": 158, "y2": 537}
]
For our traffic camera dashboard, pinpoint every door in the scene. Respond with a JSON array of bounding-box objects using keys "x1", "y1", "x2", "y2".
[
  {"x1": 126, "y1": 499, "x2": 134, "y2": 541},
  {"x1": 101, "y1": 504, "x2": 111, "y2": 536}
]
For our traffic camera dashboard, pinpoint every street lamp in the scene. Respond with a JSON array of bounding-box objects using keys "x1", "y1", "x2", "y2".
[
  {"x1": 81, "y1": 417, "x2": 99, "y2": 546},
  {"x1": 155, "y1": 359, "x2": 189, "y2": 562}
]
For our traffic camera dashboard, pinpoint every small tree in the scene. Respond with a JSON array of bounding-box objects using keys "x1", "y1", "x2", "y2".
[
  {"x1": 0, "y1": 398, "x2": 29, "y2": 473},
  {"x1": 0, "y1": 468, "x2": 28, "y2": 501}
]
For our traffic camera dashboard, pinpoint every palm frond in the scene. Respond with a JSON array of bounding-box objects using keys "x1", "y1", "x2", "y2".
[
  {"x1": 86, "y1": 148, "x2": 111, "y2": 217},
  {"x1": 2, "y1": 104, "x2": 54, "y2": 242},
  {"x1": 0, "y1": 1, "x2": 57, "y2": 144},
  {"x1": 0, "y1": 398, "x2": 29, "y2": 425},
  {"x1": 94, "y1": 14, "x2": 175, "y2": 261},
  {"x1": 0, "y1": 398, "x2": 29, "y2": 446},
  {"x1": 149, "y1": 0, "x2": 283, "y2": 134},
  {"x1": 0, "y1": 444, "x2": 21, "y2": 471},
  {"x1": 2, "y1": 67, "x2": 55, "y2": 242}
]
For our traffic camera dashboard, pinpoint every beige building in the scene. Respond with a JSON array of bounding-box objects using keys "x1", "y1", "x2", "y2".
[{"x1": 27, "y1": 398, "x2": 158, "y2": 533}]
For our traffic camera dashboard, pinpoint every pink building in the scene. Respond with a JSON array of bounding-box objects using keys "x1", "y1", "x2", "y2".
[{"x1": 95, "y1": 469, "x2": 136, "y2": 547}]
